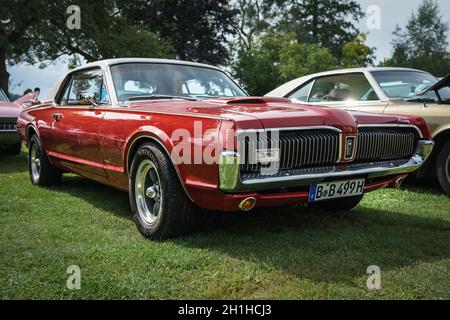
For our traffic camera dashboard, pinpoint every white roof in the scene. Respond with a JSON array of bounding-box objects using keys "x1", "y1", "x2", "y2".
[
  {"x1": 265, "y1": 67, "x2": 430, "y2": 97},
  {"x1": 71, "y1": 58, "x2": 222, "y2": 73},
  {"x1": 45, "y1": 58, "x2": 223, "y2": 101}
]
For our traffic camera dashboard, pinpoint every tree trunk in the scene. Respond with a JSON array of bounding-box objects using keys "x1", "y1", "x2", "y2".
[{"x1": 0, "y1": 48, "x2": 10, "y2": 97}]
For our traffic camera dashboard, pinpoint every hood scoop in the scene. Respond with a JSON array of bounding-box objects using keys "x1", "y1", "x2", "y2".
[{"x1": 225, "y1": 97, "x2": 291, "y2": 105}]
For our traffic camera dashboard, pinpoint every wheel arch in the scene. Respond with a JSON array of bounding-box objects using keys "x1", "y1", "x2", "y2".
[
  {"x1": 25, "y1": 124, "x2": 39, "y2": 145},
  {"x1": 125, "y1": 133, "x2": 194, "y2": 202},
  {"x1": 418, "y1": 128, "x2": 450, "y2": 177}
]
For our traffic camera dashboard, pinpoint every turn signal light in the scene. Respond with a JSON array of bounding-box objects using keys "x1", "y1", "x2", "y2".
[{"x1": 239, "y1": 197, "x2": 256, "y2": 211}]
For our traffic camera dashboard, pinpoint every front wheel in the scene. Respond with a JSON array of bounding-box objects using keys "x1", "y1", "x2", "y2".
[
  {"x1": 436, "y1": 141, "x2": 450, "y2": 196},
  {"x1": 28, "y1": 135, "x2": 62, "y2": 186},
  {"x1": 309, "y1": 194, "x2": 364, "y2": 212},
  {"x1": 129, "y1": 142, "x2": 197, "y2": 240}
]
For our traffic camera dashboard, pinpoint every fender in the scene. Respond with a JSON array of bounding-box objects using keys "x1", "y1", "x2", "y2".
[{"x1": 124, "y1": 128, "x2": 195, "y2": 202}]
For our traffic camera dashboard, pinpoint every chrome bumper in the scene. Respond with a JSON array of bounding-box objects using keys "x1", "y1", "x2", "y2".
[{"x1": 219, "y1": 140, "x2": 434, "y2": 192}]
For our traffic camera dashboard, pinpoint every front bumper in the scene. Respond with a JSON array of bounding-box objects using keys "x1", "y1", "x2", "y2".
[{"x1": 219, "y1": 140, "x2": 434, "y2": 192}]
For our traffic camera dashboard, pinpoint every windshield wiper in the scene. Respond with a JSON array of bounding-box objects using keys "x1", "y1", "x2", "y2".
[{"x1": 127, "y1": 94, "x2": 197, "y2": 102}]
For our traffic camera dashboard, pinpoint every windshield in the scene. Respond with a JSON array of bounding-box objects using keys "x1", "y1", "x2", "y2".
[
  {"x1": 0, "y1": 89, "x2": 8, "y2": 102},
  {"x1": 371, "y1": 70, "x2": 450, "y2": 102},
  {"x1": 110, "y1": 63, "x2": 246, "y2": 102}
]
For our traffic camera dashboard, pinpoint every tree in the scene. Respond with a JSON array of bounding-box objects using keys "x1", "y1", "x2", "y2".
[
  {"x1": 233, "y1": 0, "x2": 270, "y2": 52},
  {"x1": 233, "y1": 33, "x2": 336, "y2": 95},
  {"x1": 265, "y1": 0, "x2": 365, "y2": 60},
  {"x1": 279, "y1": 38, "x2": 336, "y2": 81},
  {"x1": 233, "y1": 33, "x2": 283, "y2": 96},
  {"x1": 382, "y1": 0, "x2": 450, "y2": 76},
  {"x1": 341, "y1": 33, "x2": 375, "y2": 68},
  {"x1": 120, "y1": 0, "x2": 238, "y2": 66},
  {"x1": 0, "y1": 0, "x2": 173, "y2": 96}
]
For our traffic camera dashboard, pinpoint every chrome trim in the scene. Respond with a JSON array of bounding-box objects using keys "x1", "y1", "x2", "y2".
[
  {"x1": 357, "y1": 124, "x2": 423, "y2": 138},
  {"x1": 219, "y1": 140, "x2": 434, "y2": 192},
  {"x1": 237, "y1": 126, "x2": 343, "y2": 135}
]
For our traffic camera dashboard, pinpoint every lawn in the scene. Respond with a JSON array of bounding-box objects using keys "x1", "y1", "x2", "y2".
[{"x1": 1, "y1": 148, "x2": 449, "y2": 300}]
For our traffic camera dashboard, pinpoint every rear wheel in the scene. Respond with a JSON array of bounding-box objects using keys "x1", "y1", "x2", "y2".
[
  {"x1": 309, "y1": 194, "x2": 364, "y2": 212},
  {"x1": 436, "y1": 141, "x2": 450, "y2": 196},
  {"x1": 129, "y1": 142, "x2": 197, "y2": 240},
  {"x1": 28, "y1": 135, "x2": 62, "y2": 186}
]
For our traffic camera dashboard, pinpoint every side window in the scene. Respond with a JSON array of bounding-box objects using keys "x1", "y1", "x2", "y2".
[
  {"x1": 308, "y1": 73, "x2": 379, "y2": 102},
  {"x1": 65, "y1": 69, "x2": 108, "y2": 105},
  {"x1": 288, "y1": 81, "x2": 314, "y2": 102}
]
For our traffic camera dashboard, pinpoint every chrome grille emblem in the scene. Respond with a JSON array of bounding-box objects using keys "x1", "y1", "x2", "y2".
[{"x1": 345, "y1": 136, "x2": 356, "y2": 160}]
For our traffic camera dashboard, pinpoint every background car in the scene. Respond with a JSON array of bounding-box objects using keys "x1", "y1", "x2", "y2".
[
  {"x1": 17, "y1": 59, "x2": 433, "y2": 239},
  {"x1": 0, "y1": 88, "x2": 22, "y2": 155},
  {"x1": 266, "y1": 67, "x2": 450, "y2": 196}
]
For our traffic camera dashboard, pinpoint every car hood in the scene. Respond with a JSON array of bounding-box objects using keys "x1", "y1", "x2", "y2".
[
  {"x1": 0, "y1": 102, "x2": 21, "y2": 118},
  {"x1": 128, "y1": 97, "x2": 419, "y2": 133}
]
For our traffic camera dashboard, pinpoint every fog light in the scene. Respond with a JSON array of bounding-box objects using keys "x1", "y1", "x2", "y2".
[{"x1": 239, "y1": 197, "x2": 256, "y2": 211}]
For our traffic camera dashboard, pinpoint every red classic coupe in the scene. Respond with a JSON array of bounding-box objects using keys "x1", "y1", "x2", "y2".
[{"x1": 17, "y1": 59, "x2": 434, "y2": 239}]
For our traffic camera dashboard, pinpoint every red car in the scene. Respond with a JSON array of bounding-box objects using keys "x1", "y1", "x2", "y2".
[
  {"x1": 17, "y1": 59, "x2": 434, "y2": 239},
  {"x1": 0, "y1": 89, "x2": 23, "y2": 155}
]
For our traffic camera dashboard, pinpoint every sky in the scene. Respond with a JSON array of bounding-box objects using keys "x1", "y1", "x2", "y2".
[{"x1": 8, "y1": 0, "x2": 450, "y2": 98}]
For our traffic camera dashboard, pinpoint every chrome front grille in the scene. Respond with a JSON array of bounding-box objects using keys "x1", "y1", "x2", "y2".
[
  {"x1": 239, "y1": 129, "x2": 341, "y2": 173},
  {"x1": 355, "y1": 127, "x2": 417, "y2": 162},
  {"x1": 0, "y1": 122, "x2": 17, "y2": 132}
]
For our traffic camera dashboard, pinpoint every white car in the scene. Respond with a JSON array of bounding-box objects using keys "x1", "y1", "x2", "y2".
[{"x1": 266, "y1": 67, "x2": 450, "y2": 195}]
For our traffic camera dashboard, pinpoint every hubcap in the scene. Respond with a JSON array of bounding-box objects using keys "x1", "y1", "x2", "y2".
[
  {"x1": 135, "y1": 160, "x2": 162, "y2": 226},
  {"x1": 30, "y1": 142, "x2": 41, "y2": 182}
]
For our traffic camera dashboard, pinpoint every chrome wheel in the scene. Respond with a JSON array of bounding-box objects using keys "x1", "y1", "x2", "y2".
[
  {"x1": 134, "y1": 160, "x2": 162, "y2": 226},
  {"x1": 30, "y1": 142, "x2": 41, "y2": 182}
]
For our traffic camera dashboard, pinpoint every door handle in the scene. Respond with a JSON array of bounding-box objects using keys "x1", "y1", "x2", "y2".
[{"x1": 52, "y1": 113, "x2": 63, "y2": 121}]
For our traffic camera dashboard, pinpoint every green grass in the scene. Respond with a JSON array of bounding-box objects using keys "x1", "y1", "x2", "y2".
[{"x1": 1, "y1": 148, "x2": 450, "y2": 300}]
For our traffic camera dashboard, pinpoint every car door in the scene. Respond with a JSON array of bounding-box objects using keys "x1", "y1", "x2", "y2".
[
  {"x1": 49, "y1": 68, "x2": 110, "y2": 180},
  {"x1": 288, "y1": 72, "x2": 389, "y2": 113}
]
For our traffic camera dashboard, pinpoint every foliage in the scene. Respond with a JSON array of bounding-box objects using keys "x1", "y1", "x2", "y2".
[
  {"x1": 265, "y1": 0, "x2": 366, "y2": 60},
  {"x1": 279, "y1": 40, "x2": 336, "y2": 81},
  {"x1": 381, "y1": 0, "x2": 450, "y2": 76},
  {"x1": 231, "y1": 0, "x2": 375, "y2": 95},
  {"x1": 0, "y1": 0, "x2": 173, "y2": 95},
  {"x1": 119, "y1": 0, "x2": 238, "y2": 65},
  {"x1": 342, "y1": 33, "x2": 375, "y2": 68}
]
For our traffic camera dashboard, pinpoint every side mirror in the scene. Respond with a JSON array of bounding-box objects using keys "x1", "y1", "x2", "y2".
[{"x1": 79, "y1": 92, "x2": 99, "y2": 106}]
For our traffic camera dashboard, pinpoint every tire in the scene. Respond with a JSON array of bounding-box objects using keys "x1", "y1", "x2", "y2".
[
  {"x1": 129, "y1": 142, "x2": 197, "y2": 240},
  {"x1": 309, "y1": 194, "x2": 364, "y2": 212},
  {"x1": 28, "y1": 135, "x2": 62, "y2": 186},
  {"x1": 3, "y1": 143, "x2": 22, "y2": 155},
  {"x1": 436, "y1": 141, "x2": 450, "y2": 196}
]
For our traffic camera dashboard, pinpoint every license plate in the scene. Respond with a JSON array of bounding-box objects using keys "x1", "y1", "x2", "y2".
[{"x1": 309, "y1": 179, "x2": 365, "y2": 203}]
